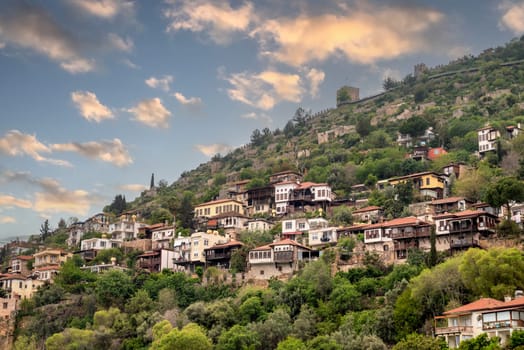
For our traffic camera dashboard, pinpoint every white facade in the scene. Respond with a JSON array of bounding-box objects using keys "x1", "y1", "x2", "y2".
[
  {"x1": 478, "y1": 127, "x2": 500, "y2": 154},
  {"x1": 80, "y1": 237, "x2": 121, "y2": 251},
  {"x1": 189, "y1": 232, "x2": 227, "y2": 263},
  {"x1": 310, "y1": 184, "x2": 332, "y2": 202},
  {"x1": 152, "y1": 226, "x2": 175, "y2": 249},
  {"x1": 274, "y1": 182, "x2": 298, "y2": 214},
  {"x1": 247, "y1": 219, "x2": 274, "y2": 232},
  {"x1": 309, "y1": 227, "x2": 338, "y2": 248},
  {"x1": 109, "y1": 219, "x2": 147, "y2": 241}
]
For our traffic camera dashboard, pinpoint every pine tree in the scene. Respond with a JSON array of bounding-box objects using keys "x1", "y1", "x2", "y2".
[{"x1": 150, "y1": 173, "x2": 155, "y2": 189}]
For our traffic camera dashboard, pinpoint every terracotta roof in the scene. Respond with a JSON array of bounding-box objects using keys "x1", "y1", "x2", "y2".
[
  {"x1": 138, "y1": 251, "x2": 160, "y2": 257},
  {"x1": 431, "y1": 196, "x2": 466, "y2": 205},
  {"x1": 205, "y1": 240, "x2": 244, "y2": 250},
  {"x1": 14, "y1": 255, "x2": 33, "y2": 261},
  {"x1": 353, "y1": 206, "x2": 381, "y2": 213},
  {"x1": 270, "y1": 238, "x2": 311, "y2": 250},
  {"x1": 252, "y1": 244, "x2": 272, "y2": 251},
  {"x1": 385, "y1": 216, "x2": 430, "y2": 228},
  {"x1": 0, "y1": 274, "x2": 26, "y2": 280},
  {"x1": 150, "y1": 223, "x2": 169, "y2": 231},
  {"x1": 296, "y1": 181, "x2": 328, "y2": 189},
  {"x1": 498, "y1": 297, "x2": 524, "y2": 308},
  {"x1": 282, "y1": 231, "x2": 304, "y2": 235},
  {"x1": 195, "y1": 198, "x2": 243, "y2": 207},
  {"x1": 390, "y1": 171, "x2": 444, "y2": 181},
  {"x1": 443, "y1": 298, "x2": 504, "y2": 315},
  {"x1": 427, "y1": 147, "x2": 447, "y2": 161}
]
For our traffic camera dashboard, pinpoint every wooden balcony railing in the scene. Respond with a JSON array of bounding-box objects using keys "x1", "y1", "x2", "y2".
[{"x1": 434, "y1": 325, "x2": 473, "y2": 335}]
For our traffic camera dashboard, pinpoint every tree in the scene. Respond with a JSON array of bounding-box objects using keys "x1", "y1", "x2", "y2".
[
  {"x1": 150, "y1": 173, "x2": 155, "y2": 189},
  {"x1": 507, "y1": 329, "x2": 524, "y2": 349},
  {"x1": 399, "y1": 116, "x2": 429, "y2": 138},
  {"x1": 393, "y1": 333, "x2": 448, "y2": 350},
  {"x1": 40, "y1": 219, "x2": 51, "y2": 242},
  {"x1": 356, "y1": 116, "x2": 372, "y2": 137},
  {"x1": 106, "y1": 194, "x2": 127, "y2": 216},
  {"x1": 95, "y1": 270, "x2": 135, "y2": 308},
  {"x1": 457, "y1": 333, "x2": 501, "y2": 350},
  {"x1": 151, "y1": 322, "x2": 212, "y2": 350},
  {"x1": 483, "y1": 177, "x2": 524, "y2": 219},
  {"x1": 277, "y1": 337, "x2": 307, "y2": 350},
  {"x1": 45, "y1": 328, "x2": 99, "y2": 350},
  {"x1": 177, "y1": 191, "x2": 194, "y2": 230},
  {"x1": 215, "y1": 324, "x2": 260, "y2": 350},
  {"x1": 383, "y1": 77, "x2": 400, "y2": 91}
]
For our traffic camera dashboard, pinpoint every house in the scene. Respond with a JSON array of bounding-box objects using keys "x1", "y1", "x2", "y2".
[
  {"x1": 274, "y1": 181, "x2": 299, "y2": 214},
  {"x1": 67, "y1": 221, "x2": 86, "y2": 247},
  {"x1": 173, "y1": 231, "x2": 228, "y2": 272},
  {"x1": 0, "y1": 274, "x2": 43, "y2": 300},
  {"x1": 81, "y1": 259, "x2": 127, "y2": 273},
  {"x1": 281, "y1": 217, "x2": 329, "y2": 243},
  {"x1": 246, "y1": 185, "x2": 274, "y2": 216},
  {"x1": 430, "y1": 196, "x2": 473, "y2": 215},
  {"x1": 78, "y1": 237, "x2": 122, "y2": 261},
  {"x1": 246, "y1": 218, "x2": 274, "y2": 232},
  {"x1": 363, "y1": 217, "x2": 432, "y2": 263},
  {"x1": 387, "y1": 217, "x2": 432, "y2": 261},
  {"x1": 506, "y1": 123, "x2": 522, "y2": 139},
  {"x1": 247, "y1": 239, "x2": 312, "y2": 280},
  {"x1": 269, "y1": 170, "x2": 303, "y2": 184},
  {"x1": 33, "y1": 249, "x2": 72, "y2": 268},
  {"x1": 151, "y1": 224, "x2": 175, "y2": 250},
  {"x1": 33, "y1": 265, "x2": 60, "y2": 282},
  {"x1": 352, "y1": 206, "x2": 384, "y2": 224},
  {"x1": 388, "y1": 171, "x2": 448, "y2": 199},
  {"x1": 443, "y1": 162, "x2": 469, "y2": 180},
  {"x1": 204, "y1": 240, "x2": 244, "y2": 269},
  {"x1": 288, "y1": 182, "x2": 332, "y2": 214},
  {"x1": 308, "y1": 225, "x2": 339, "y2": 249},
  {"x1": 435, "y1": 293, "x2": 524, "y2": 348},
  {"x1": 173, "y1": 234, "x2": 191, "y2": 270},
  {"x1": 510, "y1": 203, "x2": 524, "y2": 228},
  {"x1": 194, "y1": 199, "x2": 244, "y2": 222},
  {"x1": 205, "y1": 212, "x2": 249, "y2": 238},
  {"x1": 433, "y1": 210, "x2": 498, "y2": 252},
  {"x1": 9, "y1": 255, "x2": 33, "y2": 276},
  {"x1": 478, "y1": 125, "x2": 500, "y2": 155},
  {"x1": 222, "y1": 180, "x2": 250, "y2": 203},
  {"x1": 108, "y1": 213, "x2": 147, "y2": 241},
  {"x1": 136, "y1": 249, "x2": 175, "y2": 273}
]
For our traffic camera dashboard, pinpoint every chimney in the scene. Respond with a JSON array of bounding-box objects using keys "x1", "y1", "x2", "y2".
[
  {"x1": 515, "y1": 290, "x2": 524, "y2": 299},
  {"x1": 505, "y1": 295, "x2": 512, "y2": 302}
]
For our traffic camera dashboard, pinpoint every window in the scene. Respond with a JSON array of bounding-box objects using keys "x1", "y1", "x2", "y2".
[
  {"x1": 426, "y1": 178, "x2": 430, "y2": 186},
  {"x1": 383, "y1": 245, "x2": 389, "y2": 251},
  {"x1": 204, "y1": 240, "x2": 209, "y2": 246},
  {"x1": 260, "y1": 270, "x2": 264, "y2": 275},
  {"x1": 2, "y1": 303, "x2": 7, "y2": 309},
  {"x1": 285, "y1": 222, "x2": 292, "y2": 230}
]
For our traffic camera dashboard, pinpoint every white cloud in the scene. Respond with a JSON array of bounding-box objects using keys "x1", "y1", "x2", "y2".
[
  {"x1": 145, "y1": 75, "x2": 173, "y2": 92},
  {"x1": 241, "y1": 112, "x2": 273, "y2": 123},
  {"x1": 119, "y1": 184, "x2": 148, "y2": 192},
  {"x1": 128, "y1": 98, "x2": 172, "y2": 128},
  {"x1": 173, "y1": 92, "x2": 202, "y2": 106},
  {"x1": 251, "y1": 2, "x2": 445, "y2": 66},
  {"x1": 499, "y1": 1, "x2": 524, "y2": 34},
  {"x1": 0, "y1": 3, "x2": 95, "y2": 73},
  {"x1": 0, "y1": 130, "x2": 71, "y2": 166},
  {"x1": 0, "y1": 216, "x2": 16, "y2": 224},
  {"x1": 164, "y1": 0, "x2": 255, "y2": 44},
  {"x1": 0, "y1": 194, "x2": 32, "y2": 209},
  {"x1": 71, "y1": 91, "x2": 114, "y2": 122},
  {"x1": 70, "y1": 0, "x2": 135, "y2": 19},
  {"x1": 195, "y1": 143, "x2": 233, "y2": 157},
  {"x1": 0, "y1": 171, "x2": 99, "y2": 217},
  {"x1": 305, "y1": 68, "x2": 325, "y2": 97},
  {"x1": 51, "y1": 139, "x2": 133, "y2": 167},
  {"x1": 107, "y1": 33, "x2": 134, "y2": 52},
  {"x1": 122, "y1": 58, "x2": 139, "y2": 69},
  {"x1": 222, "y1": 68, "x2": 303, "y2": 110}
]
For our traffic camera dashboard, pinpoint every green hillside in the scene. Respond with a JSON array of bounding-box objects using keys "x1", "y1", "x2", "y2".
[{"x1": 120, "y1": 37, "x2": 524, "y2": 227}]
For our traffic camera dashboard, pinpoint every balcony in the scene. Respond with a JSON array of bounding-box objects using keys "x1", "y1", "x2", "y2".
[
  {"x1": 394, "y1": 241, "x2": 418, "y2": 251},
  {"x1": 206, "y1": 252, "x2": 232, "y2": 261},
  {"x1": 434, "y1": 326, "x2": 473, "y2": 336},
  {"x1": 391, "y1": 228, "x2": 431, "y2": 240},
  {"x1": 274, "y1": 251, "x2": 293, "y2": 263},
  {"x1": 483, "y1": 320, "x2": 524, "y2": 330}
]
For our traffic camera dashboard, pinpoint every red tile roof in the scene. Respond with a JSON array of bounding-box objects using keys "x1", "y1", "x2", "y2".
[
  {"x1": 427, "y1": 147, "x2": 448, "y2": 161},
  {"x1": 443, "y1": 298, "x2": 504, "y2": 315},
  {"x1": 34, "y1": 265, "x2": 60, "y2": 271},
  {"x1": 14, "y1": 255, "x2": 34, "y2": 261},
  {"x1": 205, "y1": 240, "x2": 244, "y2": 250},
  {"x1": 270, "y1": 238, "x2": 311, "y2": 250},
  {"x1": 195, "y1": 198, "x2": 243, "y2": 207},
  {"x1": 431, "y1": 196, "x2": 466, "y2": 205}
]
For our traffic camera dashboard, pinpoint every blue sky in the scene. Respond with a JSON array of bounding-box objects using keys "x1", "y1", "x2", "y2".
[{"x1": 0, "y1": 0, "x2": 523, "y2": 240}]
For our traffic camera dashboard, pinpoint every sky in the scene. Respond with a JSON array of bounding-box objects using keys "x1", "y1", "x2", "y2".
[{"x1": 0, "y1": 0, "x2": 524, "y2": 241}]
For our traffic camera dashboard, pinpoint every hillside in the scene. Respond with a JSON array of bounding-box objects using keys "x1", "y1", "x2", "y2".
[{"x1": 121, "y1": 37, "x2": 524, "y2": 226}]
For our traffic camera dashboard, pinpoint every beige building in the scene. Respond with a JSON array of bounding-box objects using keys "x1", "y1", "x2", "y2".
[
  {"x1": 33, "y1": 249, "x2": 72, "y2": 269},
  {"x1": 248, "y1": 239, "x2": 312, "y2": 280}
]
